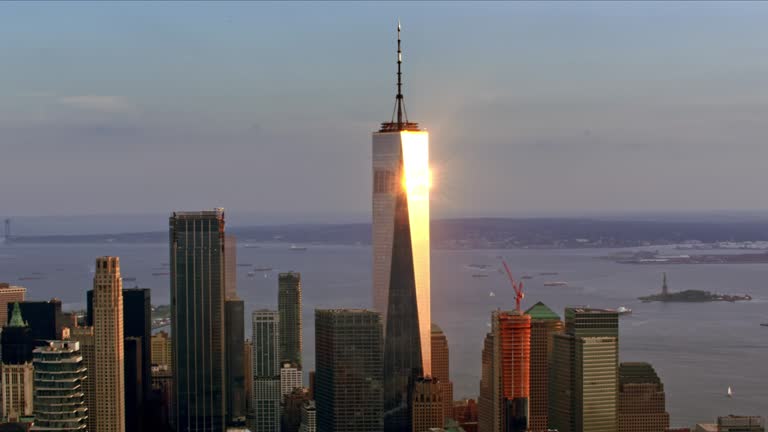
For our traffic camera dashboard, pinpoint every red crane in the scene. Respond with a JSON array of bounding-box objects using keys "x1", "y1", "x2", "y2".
[{"x1": 501, "y1": 259, "x2": 524, "y2": 312}]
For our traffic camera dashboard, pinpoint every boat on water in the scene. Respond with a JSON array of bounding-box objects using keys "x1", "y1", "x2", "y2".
[
  {"x1": 472, "y1": 274, "x2": 489, "y2": 278},
  {"x1": 543, "y1": 281, "x2": 568, "y2": 287},
  {"x1": 247, "y1": 271, "x2": 256, "y2": 278},
  {"x1": 521, "y1": 275, "x2": 533, "y2": 280},
  {"x1": 18, "y1": 276, "x2": 44, "y2": 281},
  {"x1": 253, "y1": 266, "x2": 273, "y2": 272},
  {"x1": 244, "y1": 244, "x2": 261, "y2": 249},
  {"x1": 290, "y1": 244, "x2": 307, "y2": 251},
  {"x1": 760, "y1": 323, "x2": 768, "y2": 327},
  {"x1": 236, "y1": 263, "x2": 252, "y2": 267},
  {"x1": 727, "y1": 386, "x2": 733, "y2": 398},
  {"x1": 489, "y1": 292, "x2": 495, "y2": 297},
  {"x1": 123, "y1": 277, "x2": 137, "y2": 282},
  {"x1": 540, "y1": 272, "x2": 559, "y2": 276},
  {"x1": 151, "y1": 272, "x2": 169, "y2": 276},
  {"x1": 468, "y1": 264, "x2": 490, "y2": 270},
  {"x1": 617, "y1": 306, "x2": 632, "y2": 315}
]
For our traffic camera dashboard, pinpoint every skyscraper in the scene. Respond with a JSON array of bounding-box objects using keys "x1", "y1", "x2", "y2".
[
  {"x1": 525, "y1": 302, "x2": 563, "y2": 432},
  {"x1": 550, "y1": 307, "x2": 619, "y2": 432},
  {"x1": 30, "y1": 340, "x2": 88, "y2": 432},
  {"x1": 93, "y1": 256, "x2": 126, "y2": 432},
  {"x1": 300, "y1": 401, "x2": 317, "y2": 432},
  {"x1": 315, "y1": 309, "x2": 383, "y2": 432},
  {"x1": 123, "y1": 288, "x2": 151, "y2": 432},
  {"x1": 1, "y1": 303, "x2": 34, "y2": 423},
  {"x1": 477, "y1": 310, "x2": 531, "y2": 432},
  {"x1": 170, "y1": 209, "x2": 227, "y2": 432},
  {"x1": 411, "y1": 377, "x2": 443, "y2": 432},
  {"x1": 251, "y1": 310, "x2": 280, "y2": 432},
  {"x1": 244, "y1": 339, "x2": 253, "y2": 415},
  {"x1": 0, "y1": 283, "x2": 25, "y2": 328},
  {"x1": 372, "y1": 23, "x2": 431, "y2": 432},
  {"x1": 280, "y1": 362, "x2": 302, "y2": 397},
  {"x1": 151, "y1": 330, "x2": 172, "y2": 368},
  {"x1": 278, "y1": 272, "x2": 302, "y2": 368},
  {"x1": 226, "y1": 299, "x2": 246, "y2": 424},
  {"x1": 431, "y1": 324, "x2": 453, "y2": 421},
  {"x1": 70, "y1": 326, "x2": 96, "y2": 432},
  {"x1": 225, "y1": 234, "x2": 237, "y2": 300},
  {"x1": 7, "y1": 299, "x2": 62, "y2": 345},
  {"x1": 618, "y1": 362, "x2": 669, "y2": 432},
  {"x1": 717, "y1": 416, "x2": 765, "y2": 432}
]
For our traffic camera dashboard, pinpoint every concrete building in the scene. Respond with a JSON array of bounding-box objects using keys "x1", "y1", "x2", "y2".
[
  {"x1": 0, "y1": 284, "x2": 25, "y2": 328},
  {"x1": 315, "y1": 309, "x2": 383, "y2": 432},
  {"x1": 30, "y1": 340, "x2": 88, "y2": 431},
  {"x1": 431, "y1": 324, "x2": 453, "y2": 421},
  {"x1": 250, "y1": 310, "x2": 280, "y2": 432},
  {"x1": 372, "y1": 24, "x2": 432, "y2": 432},
  {"x1": 618, "y1": 362, "x2": 669, "y2": 432},
  {"x1": 300, "y1": 400, "x2": 316, "y2": 432},
  {"x1": 170, "y1": 210, "x2": 227, "y2": 432},
  {"x1": 278, "y1": 272, "x2": 302, "y2": 368},
  {"x1": 412, "y1": 377, "x2": 444, "y2": 432},
  {"x1": 717, "y1": 416, "x2": 764, "y2": 432},
  {"x1": 69, "y1": 326, "x2": 95, "y2": 432},
  {"x1": 525, "y1": 302, "x2": 563, "y2": 432},
  {"x1": 226, "y1": 299, "x2": 246, "y2": 424},
  {"x1": 1, "y1": 303, "x2": 34, "y2": 423},
  {"x1": 151, "y1": 331, "x2": 172, "y2": 368},
  {"x1": 93, "y1": 256, "x2": 126, "y2": 432},
  {"x1": 280, "y1": 363, "x2": 302, "y2": 397},
  {"x1": 550, "y1": 307, "x2": 619, "y2": 432}
]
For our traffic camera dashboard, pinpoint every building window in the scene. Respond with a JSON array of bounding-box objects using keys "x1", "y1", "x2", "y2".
[{"x1": 374, "y1": 170, "x2": 395, "y2": 194}]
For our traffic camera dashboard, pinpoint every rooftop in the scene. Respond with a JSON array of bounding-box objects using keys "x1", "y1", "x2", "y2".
[{"x1": 525, "y1": 301, "x2": 561, "y2": 320}]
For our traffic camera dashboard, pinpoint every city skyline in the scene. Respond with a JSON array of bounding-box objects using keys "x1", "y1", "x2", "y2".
[{"x1": 5, "y1": 2, "x2": 768, "y2": 218}]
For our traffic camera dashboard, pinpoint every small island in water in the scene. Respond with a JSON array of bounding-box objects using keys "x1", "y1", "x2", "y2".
[{"x1": 638, "y1": 273, "x2": 752, "y2": 303}]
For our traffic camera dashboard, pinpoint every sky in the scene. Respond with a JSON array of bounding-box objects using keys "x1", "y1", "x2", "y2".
[{"x1": 3, "y1": 1, "x2": 768, "y2": 224}]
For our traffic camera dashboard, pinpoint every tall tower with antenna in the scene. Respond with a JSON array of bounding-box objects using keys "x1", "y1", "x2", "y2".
[{"x1": 372, "y1": 21, "x2": 432, "y2": 432}]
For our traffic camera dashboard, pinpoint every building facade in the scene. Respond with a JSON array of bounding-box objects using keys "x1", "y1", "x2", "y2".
[
  {"x1": 0, "y1": 284, "x2": 25, "y2": 328},
  {"x1": 1, "y1": 303, "x2": 34, "y2": 422},
  {"x1": 281, "y1": 388, "x2": 310, "y2": 432},
  {"x1": 280, "y1": 363, "x2": 302, "y2": 397},
  {"x1": 30, "y1": 340, "x2": 88, "y2": 431},
  {"x1": 412, "y1": 377, "x2": 443, "y2": 432},
  {"x1": 315, "y1": 309, "x2": 383, "y2": 432},
  {"x1": 10, "y1": 300, "x2": 63, "y2": 345},
  {"x1": 618, "y1": 362, "x2": 669, "y2": 432},
  {"x1": 278, "y1": 272, "x2": 302, "y2": 368},
  {"x1": 70, "y1": 326, "x2": 95, "y2": 432},
  {"x1": 300, "y1": 401, "x2": 317, "y2": 432},
  {"x1": 525, "y1": 302, "x2": 563, "y2": 432},
  {"x1": 170, "y1": 210, "x2": 227, "y2": 432},
  {"x1": 93, "y1": 256, "x2": 126, "y2": 432},
  {"x1": 550, "y1": 308, "x2": 619, "y2": 432},
  {"x1": 431, "y1": 324, "x2": 453, "y2": 421},
  {"x1": 151, "y1": 331, "x2": 172, "y2": 368},
  {"x1": 717, "y1": 416, "x2": 764, "y2": 432},
  {"x1": 251, "y1": 310, "x2": 280, "y2": 432},
  {"x1": 226, "y1": 299, "x2": 246, "y2": 424}
]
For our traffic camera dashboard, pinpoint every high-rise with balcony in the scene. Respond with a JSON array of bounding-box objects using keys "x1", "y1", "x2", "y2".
[
  {"x1": 315, "y1": 309, "x2": 383, "y2": 432},
  {"x1": 70, "y1": 326, "x2": 95, "y2": 432},
  {"x1": 93, "y1": 256, "x2": 126, "y2": 432},
  {"x1": 170, "y1": 209, "x2": 227, "y2": 432},
  {"x1": 525, "y1": 302, "x2": 563, "y2": 432},
  {"x1": 371, "y1": 23, "x2": 432, "y2": 432},
  {"x1": 251, "y1": 310, "x2": 280, "y2": 432},
  {"x1": 278, "y1": 272, "x2": 302, "y2": 368},
  {"x1": 550, "y1": 307, "x2": 619, "y2": 432},
  {"x1": 30, "y1": 340, "x2": 88, "y2": 431},
  {"x1": 618, "y1": 362, "x2": 669, "y2": 432}
]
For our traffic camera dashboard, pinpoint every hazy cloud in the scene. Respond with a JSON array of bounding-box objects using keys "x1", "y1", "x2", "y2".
[{"x1": 58, "y1": 95, "x2": 133, "y2": 113}]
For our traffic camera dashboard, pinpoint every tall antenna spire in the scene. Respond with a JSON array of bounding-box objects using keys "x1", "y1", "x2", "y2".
[{"x1": 380, "y1": 19, "x2": 418, "y2": 132}]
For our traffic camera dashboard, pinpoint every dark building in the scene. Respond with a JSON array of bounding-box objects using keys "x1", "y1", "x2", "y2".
[
  {"x1": 1, "y1": 303, "x2": 34, "y2": 364},
  {"x1": 125, "y1": 337, "x2": 143, "y2": 432},
  {"x1": 170, "y1": 209, "x2": 227, "y2": 432},
  {"x1": 315, "y1": 309, "x2": 383, "y2": 432},
  {"x1": 281, "y1": 387, "x2": 310, "y2": 432},
  {"x1": 225, "y1": 299, "x2": 246, "y2": 424},
  {"x1": 9, "y1": 300, "x2": 63, "y2": 345},
  {"x1": 88, "y1": 287, "x2": 152, "y2": 431},
  {"x1": 278, "y1": 272, "x2": 302, "y2": 368},
  {"x1": 525, "y1": 302, "x2": 563, "y2": 432},
  {"x1": 618, "y1": 362, "x2": 669, "y2": 432}
]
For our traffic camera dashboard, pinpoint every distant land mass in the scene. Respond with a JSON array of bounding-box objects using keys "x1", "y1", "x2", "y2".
[{"x1": 8, "y1": 217, "x2": 768, "y2": 249}]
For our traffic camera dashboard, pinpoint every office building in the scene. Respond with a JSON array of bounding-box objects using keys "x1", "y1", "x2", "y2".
[
  {"x1": 244, "y1": 339, "x2": 252, "y2": 413},
  {"x1": 525, "y1": 302, "x2": 563, "y2": 432},
  {"x1": 373, "y1": 25, "x2": 432, "y2": 432},
  {"x1": 550, "y1": 307, "x2": 619, "y2": 432},
  {"x1": 315, "y1": 309, "x2": 383, "y2": 432},
  {"x1": 477, "y1": 310, "x2": 531, "y2": 432},
  {"x1": 151, "y1": 331, "x2": 172, "y2": 368},
  {"x1": 453, "y1": 399, "x2": 478, "y2": 432},
  {"x1": 431, "y1": 324, "x2": 453, "y2": 421},
  {"x1": 0, "y1": 284, "x2": 25, "y2": 328},
  {"x1": 225, "y1": 234, "x2": 237, "y2": 300},
  {"x1": 10, "y1": 300, "x2": 63, "y2": 345},
  {"x1": 151, "y1": 364, "x2": 174, "y2": 430},
  {"x1": 30, "y1": 340, "x2": 88, "y2": 432},
  {"x1": 281, "y1": 388, "x2": 310, "y2": 432},
  {"x1": 278, "y1": 272, "x2": 302, "y2": 368},
  {"x1": 618, "y1": 362, "x2": 669, "y2": 432},
  {"x1": 170, "y1": 209, "x2": 227, "y2": 432},
  {"x1": 280, "y1": 363, "x2": 302, "y2": 397},
  {"x1": 250, "y1": 310, "x2": 280, "y2": 432},
  {"x1": 412, "y1": 377, "x2": 443, "y2": 432},
  {"x1": 300, "y1": 401, "x2": 317, "y2": 432},
  {"x1": 1, "y1": 303, "x2": 34, "y2": 422},
  {"x1": 717, "y1": 416, "x2": 764, "y2": 432},
  {"x1": 226, "y1": 299, "x2": 246, "y2": 424},
  {"x1": 93, "y1": 256, "x2": 126, "y2": 432},
  {"x1": 70, "y1": 327, "x2": 95, "y2": 432}
]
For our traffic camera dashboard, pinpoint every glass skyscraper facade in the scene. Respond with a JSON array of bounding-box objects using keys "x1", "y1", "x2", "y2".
[
  {"x1": 278, "y1": 272, "x2": 302, "y2": 368},
  {"x1": 250, "y1": 310, "x2": 280, "y2": 432},
  {"x1": 170, "y1": 209, "x2": 227, "y2": 432}
]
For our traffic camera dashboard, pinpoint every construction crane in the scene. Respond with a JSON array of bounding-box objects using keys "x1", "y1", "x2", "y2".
[{"x1": 501, "y1": 259, "x2": 524, "y2": 312}]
